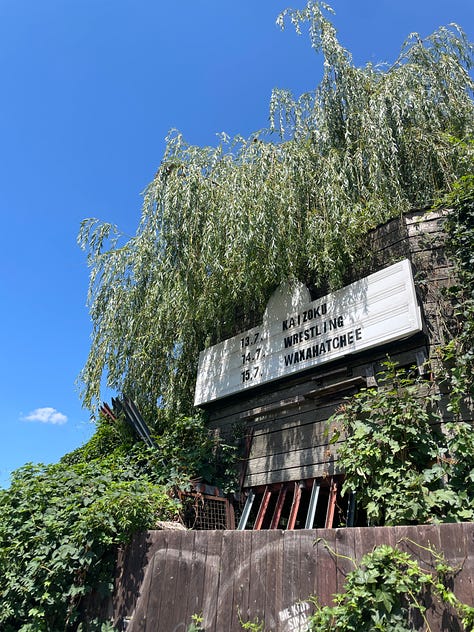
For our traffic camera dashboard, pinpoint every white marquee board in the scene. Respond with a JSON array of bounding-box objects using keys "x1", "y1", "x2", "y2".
[{"x1": 194, "y1": 259, "x2": 423, "y2": 406}]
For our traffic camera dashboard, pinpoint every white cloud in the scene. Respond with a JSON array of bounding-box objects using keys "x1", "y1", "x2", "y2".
[{"x1": 22, "y1": 407, "x2": 68, "y2": 425}]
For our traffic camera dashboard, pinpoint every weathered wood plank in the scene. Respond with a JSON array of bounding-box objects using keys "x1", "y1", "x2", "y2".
[
  {"x1": 249, "y1": 401, "x2": 341, "y2": 438},
  {"x1": 153, "y1": 531, "x2": 186, "y2": 632},
  {"x1": 201, "y1": 530, "x2": 224, "y2": 632},
  {"x1": 230, "y1": 528, "x2": 253, "y2": 626},
  {"x1": 440, "y1": 522, "x2": 472, "y2": 608},
  {"x1": 240, "y1": 395, "x2": 307, "y2": 420},
  {"x1": 111, "y1": 525, "x2": 474, "y2": 632},
  {"x1": 137, "y1": 533, "x2": 168, "y2": 632},
  {"x1": 405, "y1": 209, "x2": 447, "y2": 226},
  {"x1": 353, "y1": 524, "x2": 377, "y2": 561},
  {"x1": 313, "y1": 529, "x2": 338, "y2": 607},
  {"x1": 113, "y1": 532, "x2": 151, "y2": 631},
  {"x1": 460, "y1": 523, "x2": 474, "y2": 607},
  {"x1": 183, "y1": 530, "x2": 205, "y2": 626},
  {"x1": 335, "y1": 527, "x2": 356, "y2": 594},
  {"x1": 246, "y1": 442, "x2": 341, "y2": 476},
  {"x1": 208, "y1": 374, "x2": 344, "y2": 425},
  {"x1": 281, "y1": 530, "x2": 301, "y2": 625},
  {"x1": 245, "y1": 461, "x2": 341, "y2": 488},
  {"x1": 267, "y1": 530, "x2": 287, "y2": 629},
  {"x1": 296, "y1": 531, "x2": 320, "y2": 622},
  {"x1": 215, "y1": 530, "x2": 239, "y2": 631},
  {"x1": 246, "y1": 531, "x2": 268, "y2": 626},
  {"x1": 249, "y1": 418, "x2": 343, "y2": 458}
]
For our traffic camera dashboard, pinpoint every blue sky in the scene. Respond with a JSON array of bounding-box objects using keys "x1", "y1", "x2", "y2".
[{"x1": 1, "y1": 0, "x2": 472, "y2": 487}]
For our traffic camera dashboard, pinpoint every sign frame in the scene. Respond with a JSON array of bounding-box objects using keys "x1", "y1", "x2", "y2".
[{"x1": 194, "y1": 259, "x2": 423, "y2": 406}]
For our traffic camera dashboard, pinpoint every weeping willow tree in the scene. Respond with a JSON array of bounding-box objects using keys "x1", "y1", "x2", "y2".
[{"x1": 79, "y1": 1, "x2": 473, "y2": 420}]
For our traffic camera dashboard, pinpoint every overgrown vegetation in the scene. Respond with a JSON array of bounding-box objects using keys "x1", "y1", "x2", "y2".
[
  {"x1": 78, "y1": 0, "x2": 473, "y2": 417},
  {"x1": 437, "y1": 174, "x2": 474, "y2": 414},
  {"x1": 1, "y1": 1, "x2": 473, "y2": 629},
  {"x1": 0, "y1": 409, "x2": 237, "y2": 631},
  {"x1": 327, "y1": 177, "x2": 474, "y2": 527},
  {"x1": 308, "y1": 543, "x2": 474, "y2": 632},
  {"x1": 0, "y1": 454, "x2": 179, "y2": 631},
  {"x1": 329, "y1": 361, "x2": 474, "y2": 526},
  {"x1": 62, "y1": 412, "x2": 237, "y2": 492}
]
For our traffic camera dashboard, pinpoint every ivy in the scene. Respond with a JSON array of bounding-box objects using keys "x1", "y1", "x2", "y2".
[
  {"x1": 435, "y1": 173, "x2": 474, "y2": 414},
  {"x1": 3, "y1": 4, "x2": 472, "y2": 629},
  {"x1": 308, "y1": 543, "x2": 474, "y2": 632},
  {"x1": 63, "y1": 411, "x2": 238, "y2": 492},
  {"x1": 150, "y1": 414, "x2": 238, "y2": 492},
  {"x1": 329, "y1": 361, "x2": 474, "y2": 526}
]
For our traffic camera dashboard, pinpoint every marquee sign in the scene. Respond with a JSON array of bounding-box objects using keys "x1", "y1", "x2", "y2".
[{"x1": 194, "y1": 259, "x2": 423, "y2": 406}]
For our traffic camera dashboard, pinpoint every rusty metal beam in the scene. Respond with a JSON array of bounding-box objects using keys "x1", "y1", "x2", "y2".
[
  {"x1": 287, "y1": 482, "x2": 302, "y2": 530},
  {"x1": 254, "y1": 487, "x2": 272, "y2": 531},
  {"x1": 270, "y1": 485, "x2": 287, "y2": 529},
  {"x1": 325, "y1": 479, "x2": 338, "y2": 529}
]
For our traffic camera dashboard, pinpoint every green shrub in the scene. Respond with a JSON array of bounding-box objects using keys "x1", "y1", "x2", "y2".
[{"x1": 0, "y1": 459, "x2": 179, "y2": 631}]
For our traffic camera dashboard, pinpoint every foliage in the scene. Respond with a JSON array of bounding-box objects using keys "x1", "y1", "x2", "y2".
[
  {"x1": 435, "y1": 173, "x2": 474, "y2": 414},
  {"x1": 0, "y1": 404, "x2": 235, "y2": 630},
  {"x1": 63, "y1": 412, "x2": 238, "y2": 492},
  {"x1": 186, "y1": 613, "x2": 204, "y2": 632},
  {"x1": 0, "y1": 458, "x2": 179, "y2": 631},
  {"x1": 329, "y1": 361, "x2": 474, "y2": 526},
  {"x1": 78, "y1": 1, "x2": 473, "y2": 416},
  {"x1": 238, "y1": 613, "x2": 266, "y2": 632},
  {"x1": 61, "y1": 414, "x2": 135, "y2": 466},
  {"x1": 308, "y1": 543, "x2": 474, "y2": 631},
  {"x1": 151, "y1": 414, "x2": 238, "y2": 492}
]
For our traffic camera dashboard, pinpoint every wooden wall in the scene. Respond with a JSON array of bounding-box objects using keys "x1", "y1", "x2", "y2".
[
  {"x1": 204, "y1": 209, "x2": 458, "y2": 489},
  {"x1": 109, "y1": 523, "x2": 474, "y2": 632}
]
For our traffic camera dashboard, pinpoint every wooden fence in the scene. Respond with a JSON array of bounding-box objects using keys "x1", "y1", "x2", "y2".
[{"x1": 107, "y1": 522, "x2": 474, "y2": 631}]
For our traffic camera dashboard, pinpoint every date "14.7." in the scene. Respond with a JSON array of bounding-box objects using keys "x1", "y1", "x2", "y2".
[{"x1": 241, "y1": 347, "x2": 262, "y2": 365}]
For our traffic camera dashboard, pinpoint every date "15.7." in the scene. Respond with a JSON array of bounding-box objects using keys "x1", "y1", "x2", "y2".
[{"x1": 241, "y1": 366, "x2": 261, "y2": 383}]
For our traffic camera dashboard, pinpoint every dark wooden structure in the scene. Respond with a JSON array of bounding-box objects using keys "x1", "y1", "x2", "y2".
[
  {"x1": 200, "y1": 209, "x2": 459, "y2": 527},
  {"x1": 109, "y1": 522, "x2": 474, "y2": 631},
  {"x1": 83, "y1": 210, "x2": 474, "y2": 628}
]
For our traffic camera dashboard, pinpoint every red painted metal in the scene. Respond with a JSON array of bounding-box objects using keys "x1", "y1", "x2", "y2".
[
  {"x1": 270, "y1": 485, "x2": 287, "y2": 529},
  {"x1": 287, "y1": 482, "x2": 302, "y2": 530},
  {"x1": 254, "y1": 487, "x2": 272, "y2": 530},
  {"x1": 100, "y1": 402, "x2": 116, "y2": 422},
  {"x1": 325, "y1": 478, "x2": 338, "y2": 528}
]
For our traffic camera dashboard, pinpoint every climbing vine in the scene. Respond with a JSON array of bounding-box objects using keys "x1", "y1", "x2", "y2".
[
  {"x1": 328, "y1": 361, "x2": 474, "y2": 526},
  {"x1": 0, "y1": 447, "x2": 179, "y2": 631},
  {"x1": 308, "y1": 543, "x2": 474, "y2": 632},
  {"x1": 326, "y1": 174, "x2": 474, "y2": 527},
  {"x1": 436, "y1": 174, "x2": 474, "y2": 414},
  {"x1": 8, "y1": 3, "x2": 469, "y2": 628}
]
